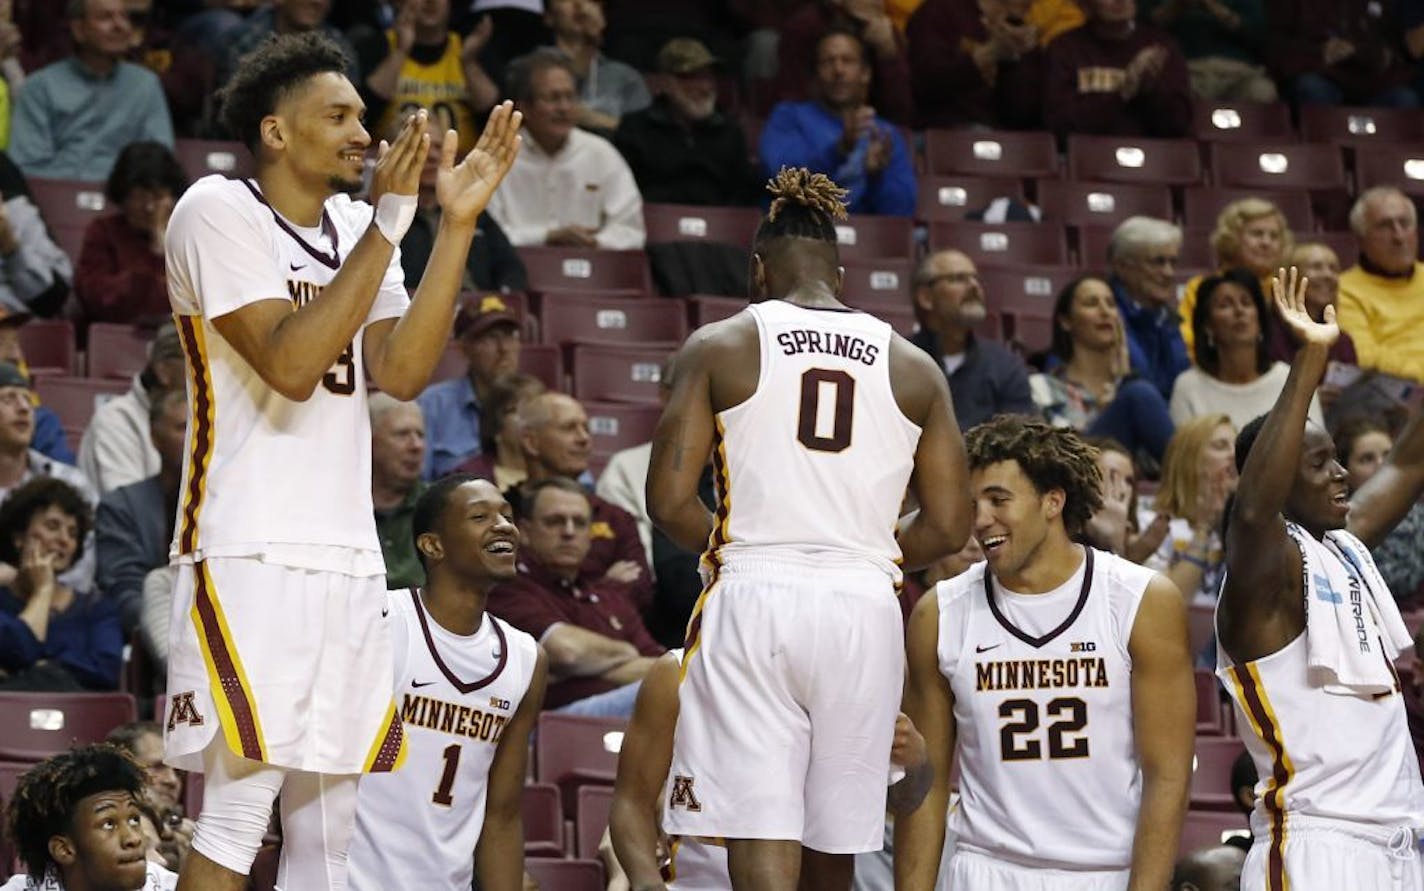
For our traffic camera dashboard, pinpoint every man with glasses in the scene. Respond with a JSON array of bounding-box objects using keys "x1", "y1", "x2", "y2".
[
  {"x1": 1106, "y1": 216, "x2": 1188, "y2": 399},
  {"x1": 910, "y1": 249, "x2": 1035, "y2": 430},
  {"x1": 486, "y1": 47, "x2": 645, "y2": 249}
]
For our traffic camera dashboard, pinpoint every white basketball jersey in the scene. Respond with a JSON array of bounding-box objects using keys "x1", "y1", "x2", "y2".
[
  {"x1": 348, "y1": 589, "x2": 538, "y2": 890},
  {"x1": 165, "y1": 176, "x2": 409, "y2": 574},
  {"x1": 709, "y1": 301, "x2": 921, "y2": 578},
  {"x1": 939, "y1": 547, "x2": 1152, "y2": 869},
  {"x1": 667, "y1": 836, "x2": 729, "y2": 890},
  {"x1": 1216, "y1": 527, "x2": 1424, "y2": 842}
]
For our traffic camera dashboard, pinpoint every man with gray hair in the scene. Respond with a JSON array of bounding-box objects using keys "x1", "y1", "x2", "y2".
[
  {"x1": 370, "y1": 393, "x2": 428, "y2": 589},
  {"x1": 908, "y1": 248, "x2": 1034, "y2": 430},
  {"x1": 1337, "y1": 186, "x2": 1424, "y2": 382},
  {"x1": 1107, "y1": 215, "x2": 1189, "y2": 398},
  {"x1": 78, "y1": 323, "x2": 186, "y2": 495},
  {"x1": 485, "y1": 48, "x2": 645, "y2": 248}
]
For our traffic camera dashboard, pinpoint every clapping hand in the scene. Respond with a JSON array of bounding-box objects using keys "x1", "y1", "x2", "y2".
[
  {"x1": 437, "y1": 100, "x2": 522, "y2": 226},
  {"x1": 370, "y1": 108, "x2": 430, "y2": 205},
  {"x1": 1273, "y1": 265, "x2": 1339, "y2": 349}
]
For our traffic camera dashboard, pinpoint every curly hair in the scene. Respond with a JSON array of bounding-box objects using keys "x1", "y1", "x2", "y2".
[
  {"x1": 0, "y1": 477, "x2": 94, "y2": 568},
  {"x1": 752, "y1": 167, "x2": 847, "y2": 251},
  {"x1": 5, "y1": 745, "x2": 146, "y2": 880},
  {"x1": 965, "y1": 416, "x2": 1104, "y2": 535},
  {"x1": 1210, "y1": 197, "x2": 1293, "y2": 271},
  {"x1": 1191, "y1": 267, "x2": 1274, "y2": 378},
  {"x1": 217, "y1": 32, "x2": 354, "y2": 152}
]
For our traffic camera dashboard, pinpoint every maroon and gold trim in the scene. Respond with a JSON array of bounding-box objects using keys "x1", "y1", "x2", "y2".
[
  {"x1": 190, "y1": 562, "x2": 266, "y2": 762},
  {"x1": 175, "y1": 315, "x2": 214, "y2": 556},
  {"x1": 1228, "y1": 662, "x2": 1294, "y2": 891},
  {"x1": 363, "y1": 699, "x2": 407, "y2": 773},
  {"x1": 682, "y1": 420, "x2": 732, "y2": 681}
]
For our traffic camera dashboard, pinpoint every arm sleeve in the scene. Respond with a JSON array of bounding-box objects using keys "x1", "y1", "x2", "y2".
[
  {"x1": 8, "y1": 80, "x2": 55, "y2": 177},
  {"x1": 594, "y1": 151, "x2": 646, "y2": 250},
  {"x1": 139, "y1": 566, "x2": 175, "y2": 675},
  {"x1": 94, "y1": 492, "x2": 158, "y2": 632},
  {"x1": 51, "y1": 597, "x2": 124, "y2": 689},
  {"x1": 166, "y1": 183, "x2": 289, "y2": 320},
  {"x1": 0, "y1": 609, "x2": 42, "y2": 672},
  {"x1": 866, "y1": 129, "x2": 917, "y2": 217}
]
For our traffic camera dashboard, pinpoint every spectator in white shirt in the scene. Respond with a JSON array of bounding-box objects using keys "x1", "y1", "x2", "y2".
[
  {"x1": 77, "y1": 323, "x2": 185, "y2": 495},
  {"x1": 485, "y1": 48, "x2": 645, "y2": 249}
]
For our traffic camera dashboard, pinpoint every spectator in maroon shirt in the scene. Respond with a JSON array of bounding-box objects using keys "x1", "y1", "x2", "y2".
[
  {"x1": 487, "y1": 476, "x2": 663, "y2": 714},
  {"x1": 1266, "y1": 0, "x2": 1419, "y2": 107},
  {"x1": 765, "y1": 0, "x2": 915, "y2": 124},
  {"x1": 73, "y1": 141, "x2": 187, "y2": 330},
  {"x1": 1043, "y1": 0, "x2": 1193, "y2": 138},
  {"x1": 512, "y1": 391, "x2": 654, "y2": 613},
  {"x1": 906, "y1": 0, "x2": 1048, "y2": 128}
]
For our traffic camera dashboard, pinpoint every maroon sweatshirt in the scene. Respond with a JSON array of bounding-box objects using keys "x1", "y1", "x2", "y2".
[
  {"x1": 1043, "y1": 21, "x2": 1193, "y2": 138},
  {"x1": 906, "y1": 0, "x2": 1045, "y2": 129}
]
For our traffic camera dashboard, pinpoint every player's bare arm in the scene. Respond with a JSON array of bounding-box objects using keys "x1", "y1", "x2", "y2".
[
  {"x1": 611, "y1": 653, "x2": 681, "y2": 891},
  {"x1": 211, "y1": 110, "x2": 429, "y2": 401},
  {"x1": 476, "y1": 647, "x2": 547, "y2": 891},
  {"x1": 1219, "y1": 267, "x2": 1333, "y2": 664},
  {"x1": 648, "y1": 316, "x2": 757, "y2": 552},
  {"x1": 542, "y1": 623, "x2": 642, "y2": 680},
  {"x1": 886, "y1": 711, "x2": 932, "y2": 816},
  {"x1": 890, "y1": 336, "x2": 971, "y2": 570},
  {"x1": 1348, "y1": 406, "x2": 1424, "y2": 548},
  {"x1": 365, "y1": 102, "x2": 524, "y2": 398},
  {"x1": 893, "y1": 591, "x2": 957, "y2": 891},
  {"x1": 1125, "y1": 574, "x2": 1194, "y2": 891}
]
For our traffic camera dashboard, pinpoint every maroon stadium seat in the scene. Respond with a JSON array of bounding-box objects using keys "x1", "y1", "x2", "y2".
[
  {"x1": 643, "y1": 203, "x2": 761, "y2": 246},
  {"x1": 535, "y1": 713, "x2": 625, "y2": 818},
  {"x1": 517, "y1": 247, "x2": 652, "y2": 295},
  {"x1": 928, "y1": 222, "x2": 1070, "y2": 267},
  {"x1": 0, "y1": 692, "x2": 137, "y2": 761},
  {"x1": 1191, "y1": 737, "x2": 1249, "y2": 812},
  {"x1": 687, "y1": 294, "x2": 745, "y2": 328},
  {"x1": 575, "y1": 784, "x2": 615, "y2": 859},
  {"x1": 1004, "y1": 310, "x2": 1054, "y2": 355},
  {"x1": 525, "y1": 859, "x2": 606, "y2": 891},
  {"x1": 1187, "y1": 604, "x2": 1215, "y2": 658},
  {"x1": 1209, "y1": 143, "x2": 1347, "y2": 192},
  {"x1": 1034, "y1": 180, "x2": 1174, "y2": 228},
  {"x1": 976, "y1": 265, "x2": 1077, "y2": 316},
  {"x1": 1179, "y1": 810, "x2": 1251, "y2": 856},
  {"x1": 570, "y1": 345, "x2": 666, "y2": 405},
  {"x1": 1195, "y1": 669, "x2": 1226, "y2": 737},
  {"x1": 538, "y1": 292, "x2": 688, "y2": 348},
  {"x1": 841, "y1": 257, "x2": 915, "y2": 311},
  {"x1": 831, "y1": 215, "x2": 915, "y2": 260},
  {"x1": 915, "y1": 175, "x2": 1025, "y2": 222},
  {"x1": 1299, "y1": 105, "x2": 1424, "y2": 146},
  {"x1": 862, "y1": 304, "x2": 921, "y2": 338},
  {"x1": 17, "y1": 318, "x2": 77, "y2": 376},
  {"x1": 518, "y1": 344, "x2": 565, "y2": 391},
  {"x1": 1181, "y1": 186, "x2": 1315, "y2": 233},
  {"x1": 173, "y1": 139, "x2": 256, "y2": 180},
  {"x1": 1308, "y1": 230, "x2": 1360, "y2": 269},
  {"x1": 86, "y1": 322, "x2": 151, "y2": 379},
  {"x1": 28, "y1": 178, "x2": 108, "y2": 232},
  {"x1": 1067, "y1": 135, "x2": 1203, "y2": 186},
  {"x1": 522, "y1": 781, "x2": 566, "y2": 857},
  {"x1": 1352, "y1": 144, "x2": 1424, "y2": 197},
  {"x1": 1190, "y1": 101, "x2": 1295, "y2": 143},
  {"x1": 584, "y1": 401, "x2": 663, "y2": 464},
  {"x1": 923, "y1": 129, "x2": 1058, "y2": 180},
  {"x1": 33, "y1": 375, "x2": 130, "y2": 451}
]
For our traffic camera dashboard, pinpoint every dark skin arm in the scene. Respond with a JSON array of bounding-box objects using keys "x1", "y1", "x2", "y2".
[
  {"x1": 889, "y1": 335, "x2": 971, "y2": 569},
  {"x1": 609, "y1": 653, "x2": 681, "y2": 891},
  {"x1": 1125, "y1": 575, "x2": 1195, "y2": 891},
  {"x1": 1219, "y1": 268, "x2": 1334, "y2": 664},
  {"x1": 475, "y1": 648, "x2": 547, "y2": 891},
  {"x1": 892, "y1": 591, "x2": 956, "y2": 891},
  {"x1": 1348, "y1": 408, "x2": 1424, "y2": 549}
]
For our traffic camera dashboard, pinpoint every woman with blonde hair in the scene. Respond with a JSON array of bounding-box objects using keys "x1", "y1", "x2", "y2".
[
  {"x1": 1178, "y1": 196, "x2": 1293, "y2": 357},
  {"x1": 1141, "y1": 413, "x2": 1237, "y2": 605}
]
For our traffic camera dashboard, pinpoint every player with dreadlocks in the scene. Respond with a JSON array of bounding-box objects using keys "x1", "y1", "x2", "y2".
[
  {"x1": 2, "y1": 744, "x2": 175, "y2": 890},
  {"x1": 646, "y1": 166, "x2": 969, "y2": 891},
  {"x1": 895, "y1": 415, "x2": 1195, "y2": 891}
]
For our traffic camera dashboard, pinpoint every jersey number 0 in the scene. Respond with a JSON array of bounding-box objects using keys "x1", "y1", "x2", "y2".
[{"x1": 797, "y1": 369, "x2": 855, "y2": 453}]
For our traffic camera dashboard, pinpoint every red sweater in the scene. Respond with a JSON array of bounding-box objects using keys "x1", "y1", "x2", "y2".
[
  {"x1": 1043, "y1": 22, "x2": 1192, "y2": 138},
  {"x1": 74, "y1": 213, "x2": 169, "y2": 326},
  {"x1": 906, "y1": 0, "x2": 1045, "y2": 129}
]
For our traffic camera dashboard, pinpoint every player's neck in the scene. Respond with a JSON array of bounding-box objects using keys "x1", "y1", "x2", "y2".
[
  {"x1": 994, "y1": 536, "x2": 1083, "y2": 595},
  {"x1": 254, "y1": 168, "x2": 330, "y2": 228},
  {"x1": 778, "y1": 281, "x2": 842, "y2": 308},
  {"x1": 420, "y1": 582, "x2": 489, "y2": 637}
]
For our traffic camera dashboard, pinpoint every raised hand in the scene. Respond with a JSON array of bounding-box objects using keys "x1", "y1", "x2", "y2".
[
  {"x1": 1272, "y1": 265, "x2": 1338, "y2": 349},
  {"x1": 437, "y1": 100, "x2": 523, "y2": 226},
  {"x1": 461, "y1": 14, "x2": 494, "y2": 62},
  {"x1": 370, "y1": 109, "x2": 430, "y2": 205}
]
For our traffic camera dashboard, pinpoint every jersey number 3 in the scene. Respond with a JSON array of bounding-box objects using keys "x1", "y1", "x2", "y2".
[
  {"x1": 797, "y1": 369, "x2": 855, "y2": 453},
  {"x1": 322, "y1": 343, "x2": 356, "y2": 396}
]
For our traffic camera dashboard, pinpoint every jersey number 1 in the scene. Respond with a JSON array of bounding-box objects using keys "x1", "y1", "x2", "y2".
[
  {"x1": 797, "y1": 369, "x2": 855, "y2": 453},
  {"x1": 432, "y1": 743, "x2": 461, "y2": 806}
]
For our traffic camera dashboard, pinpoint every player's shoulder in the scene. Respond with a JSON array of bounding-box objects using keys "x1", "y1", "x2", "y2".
[
  {"x1": 934, "y1": 561, "x2": 987, "y2": 612},
  {"x1": 682, "y1": 311, "x2": 757, "y2": 363},
  {"x1": 1092, "y1": 548, "x2": 1157, "y2": 600},
  {"x1": 489, "y1": 612, "x2": 539, "y2": 658},
  {"x1": 170, "y1": 175, "x2": 260, "y2": 223}
]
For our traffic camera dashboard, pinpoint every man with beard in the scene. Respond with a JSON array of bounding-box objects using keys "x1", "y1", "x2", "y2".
[
  {"x1": 909, "y1": 249, "x2": 1035, "y2": 430},
  {"x1": 160, "y1": 31, "x2": 522, "y2": 891}
]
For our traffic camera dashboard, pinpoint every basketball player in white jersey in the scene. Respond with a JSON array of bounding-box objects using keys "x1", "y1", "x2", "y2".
[
  {"x1": 646, "y1": 167, "x2": 970, "y2": 891},
  {"x1": 347, "y1": 475, "x2": 546, "y2": 891},
  {"x1": 610, "y1": 652, "x2": 932, "y2": 890},
  {"x1": 160, "y1": 32, "x2": 522, "y2": 891},
  {"x1": 1219, "y1": 268, "x2": 1424, "y2": 891},
  {"x1": 896, "y1": 416, "x2": 1195, "y2": 891}
]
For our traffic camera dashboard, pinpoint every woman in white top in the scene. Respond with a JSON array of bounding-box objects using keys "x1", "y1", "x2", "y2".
[{"x1": 1169, "y1": 267, "x2": 1323, "y2": 431}]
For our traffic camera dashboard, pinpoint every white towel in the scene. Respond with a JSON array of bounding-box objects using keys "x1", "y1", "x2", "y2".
[{"x1": 1289, "y1": 522, "x2": 1414, "y2": 696}]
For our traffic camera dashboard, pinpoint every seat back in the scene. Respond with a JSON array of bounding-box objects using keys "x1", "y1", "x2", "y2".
[
  {"x1": 976, "y1": 265, "x2": 1078, "y2": 316},
  {"x1": 923, "y1": 129, "x2": 1058, "y2": 179},
  {"x1": 1299, "y1": 105, "x2": 1424, "y2": 146},
  {"x1": 687, "y1": 294, "x2": 746, "y2": 328},
  {"x1": 1210, "y1": 143, "x2": 1347, "y2": 192},
  {"x1": 1353, "y1": 145, "x2": 1424, "y2": 197},
  {"x1": 1190, "y1": 738, "x2": 1247, "y2": 812},
  {"x1": 643, "y1": 203, "x2": 760, "y2": 246},
  {"x1": 518, "y1": 247, "x2": 652, "y2": 295},
  {"x1": 18, "y1": 319, "x2": 77, "y2": 376},
  {"x1": 534, "y1": 712, "x2": 625, "y2": 817},
  {"x1": 519, "y1": 344, "x2": 566, "y2": 391},
  {"x1": 831, "y1": 215, "x2": 916, "y2": 260},
  {"x1": 525, "y1": 859, "x2": 606, "y2": 891},
  {"x1": 1034, "y1": 180, "x2": 1174, "y2": 228},
  {"x1": 1066, "y1": 134, "x2": 1203, "y2": 186},
  {"x1": 584, "y1": 401, "x2": 663, "y2": 464},
  {"x1": 570, "y1": 345, "x2": 667, "y2": 404},
  {"x1": 928, "y1": 221, "x2": 1069, "y2": 267},
  {"x1": 87, "y1": 323, "x2": 151, "y2": 379},
  {"x1": 0, "y1": 692, "x2": 137, "y2": 761},
  {"x1": 1190, "y1": 101, "x2": 1295, "y2": 143},
  {"x1": 575, "y1": 784, "x2": 616, "y2": 859},
  {"x1": 1179, "y1": 810, "x2": 1250, "y2": 856},
  {"x1": 841, "y1": 257, "x2": 915, "y2": 310},
  {"x1": 173, "y1": 139, "x2": 256, "y2": 180},
  {"x1": 1181, "y1": 186, "x2": 1315, "y2": 233},
  {"x1": 522, "y1": 781, "x2": 566, "y2": 857},
  {"x1": 33, "y1": 376, "x2": 130, "y2": 450},
  {"x1": 538, "y1": 293, "x2": 688, "y2": 348},
  {"x1": 915, "y1": 175, "x2": 1025, "y2": 222}
]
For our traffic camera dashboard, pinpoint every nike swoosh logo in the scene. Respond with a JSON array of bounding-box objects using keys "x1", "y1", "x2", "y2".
[
  {"x1": 412, "y1": 680, "x2": 435, "y2": 688},
  {"x1": 290, "y1": 262, "x2": 306, "y2": 271},
  {"x1": 975, "y1": 644, "x2": 1001, "y2": 653},
  {"x1": 381, "y1": 608, "x2": 389, "y2": 617}
]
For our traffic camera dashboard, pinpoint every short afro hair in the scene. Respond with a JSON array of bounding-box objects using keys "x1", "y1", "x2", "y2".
[
  {"x1": 965, "y1": 415, "x2": 1104, "y2": 535},
  {"x1": 217, "y1": 32, "x2": 354, "y2": 152},
  {"x1": 5, "y1": 745, "x2": 146, "y2": 880},
  {"x1": 411, "y1": 473, "x2": 481, "y2": 570},
  {"x1": 0, "y1": 477, "x2": 93, "y2": 569}
]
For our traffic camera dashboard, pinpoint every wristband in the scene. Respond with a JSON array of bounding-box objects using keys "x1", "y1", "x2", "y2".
[{"x1": 373, "y1": 192, "x2": 418, "y2": 245}]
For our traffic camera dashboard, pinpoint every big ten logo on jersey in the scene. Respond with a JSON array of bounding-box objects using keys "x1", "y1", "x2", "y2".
[
  {"x1": 489, "y1": 696, "x2": 511, "y2": 711},
  {"x1": 401, "y1": 692, "x2": 509, "y2": 745},
  {"x1": 1070, "y1": 641, "x2": 1097, "y2": 653},
  {"x1": 287, "y1": 280, "x2": 357, "y2": 395},
  {"x1": 975, "y1": 656, "x2": 1108, "y2": 763},
  {"x1": 166, "y1": 691, "x2": 205, "y2": 732},
  {"x1": 775, "y1": 329, "x2": 879, "y2": 366},
  {"x1": 669, "y1": 775, "x2": 702, "y2": 812}
]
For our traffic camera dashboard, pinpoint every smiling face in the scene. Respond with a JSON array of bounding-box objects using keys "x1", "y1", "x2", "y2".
[
  {"x1": 1286, "y1": 425, "x2": 1351, "y2": 534},
  {"x1": 429, "y1": 479, "x2": 519, "y2": 581},
  {"x1": 16, "y1": 503, "x2": 81, "y2": 571},
  {"x1": 0, "y1": 385, "x2": 33, "y2": 452},
  {"x1": 53, "y1": 791, "x2": 148, "y2": 891},
  {"x1": 266, "y1": 71, "x2": 371, "y2": 195},
  {"x1": 1235, "y1": 214, "x2": 1286, "y2": 276},
  {"x1": 971, "y1": 459, "x2": 1064, "y2": 583}
]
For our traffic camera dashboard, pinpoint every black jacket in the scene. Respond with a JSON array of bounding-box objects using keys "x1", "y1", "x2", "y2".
[{"x1": 613, "y1": 97, "x2": 761, "y2": 207}]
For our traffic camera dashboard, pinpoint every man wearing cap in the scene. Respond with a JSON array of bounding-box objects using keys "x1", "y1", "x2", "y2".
[
  {"x1": 613, "y1": 38, "x2": 760, "y2": 207},
  {"x1": 77, "y1": 322, "x2": 185, "y2": 494},
  {"x1": 0, "y1": 308, "x2": 74, "y2": 465},
  {"x1": 416, "y1": 293, "x2": 522, "y2": 478}
]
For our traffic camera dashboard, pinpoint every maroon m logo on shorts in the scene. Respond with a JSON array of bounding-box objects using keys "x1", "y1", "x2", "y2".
[
  {"x1": 669, "y1": 775, "x2": 702, "y2": 812},
  {"x1": 166, "y1": 691, "x2": 206, "y2": 732}
]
